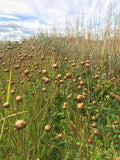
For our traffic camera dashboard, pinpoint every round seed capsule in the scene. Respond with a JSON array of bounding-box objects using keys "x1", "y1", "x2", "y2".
[
  {"x1": 57, "y1": 133, "x2": 63, "y2": 140},
  {"x1": 44, "y1": 125, "x2": 51, "y2": 132},
  {"x1": 15, "y1": 120, "x2": 26, "y2": 130},
  {"x1": 16, "y1": 96, "x2": 23, "y2": 102},
  {"x1": 3, "y1": 102, "x2": 10, "y2": 108}
]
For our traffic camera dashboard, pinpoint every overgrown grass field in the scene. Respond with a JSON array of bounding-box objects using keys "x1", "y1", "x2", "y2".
[{"x1": 0, "y1": 27, "x2": 120, "y2": 160}]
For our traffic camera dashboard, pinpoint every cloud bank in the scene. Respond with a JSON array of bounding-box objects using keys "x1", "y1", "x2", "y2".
[{"x1": 0, "y1": 0, "x2": 120, "y2": 41}]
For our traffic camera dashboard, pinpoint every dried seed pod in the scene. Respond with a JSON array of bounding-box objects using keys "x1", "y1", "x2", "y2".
[
  {"x1": 73, "y1": 79, "x2": 76, "y2": 82},
  {"x1": 62, "y1": 105, "x2": 67, "y2": 110},
  {"x1": 82, "y1": 94, "x2": 86, "y2": 100},
  {"x1": 42, "y1": 77, "x2": 46, "y2": 81},
  {"x1": 42, "y1": 69, "x2": 47, "y2": 75},
  {"x1": 44, "y1": 78, "x2": 50, "y2": 84},
  {"x1": 92, "y1": 123, "x2": 97, "y2": 128},
  {"x1": 57, "y1": 133, "x2": 63, "y2": 140},
  {"x1": 15, "y1": 120, "x2": 26, "y2": 130},
  {"x1": 3, "y1": 102, "x2": 10, "y2": 108},
  {"x1": 88, "y1": 138, "x2": 92, "y2": 143},
  {"x1": 16, "y1": 96, "x2": 23, "y2": 102},
  {"x1": 85, "y1": 63, "x2": 90, "y2": 67},
  {"x1": 78, "y1": 77, "x2": 82, "y2": 81},
  {"x1": 54, "y1": 80, "x2": 57, "y2": 84},
  {"x1": 44, "y1": 125, "x2": 51, "y2": 132},
  {"x1": 81, "y1": 61, "x2": 84, "y2": 65},
  {"x1": 106, "y1": 125, "x2": 110, "y2": 128},
  {"x1": 52, "y1": 64, "x2": 58, "y2": 69},
  {"x1": 72, "y1": 63, "x2": 76, "y2": 67},
  {"x1": 67, "y1": 95, "x2": 71, "y2": 99},
  {"x1": 78, "y1": 85, "x2": 82, "y2": 89},
  {"x1": 77, "y1": 103, "x2": 84, "y2": 110},
  {"x1": 20, "y1": 81, "x2": 24, "y2": 84},
  {"x1": 76, "y1": 95, "x2": 85, "y2": 101},
  {"x1": 94, "y1": 129, "x2": 99, "y2": 135},
  {"x1": 92, "y1": 101, "x2": 97, "y2": 105},
  {"x1": 95, "y1": 75, "x2": 100, "y2": 79},
  {"x1": 11, "y1": 89, "x2": 15, "y2": 95},
  {"x1": 66, "y1": 72, "x2": 72, "y2": 79},
  {"x1": 92, "y1": 116, "x2": 97, "y2": 121},
  {"x1": 79, "y1": 81, "x2": 84, "y2": 85},
  {"x1": 64, "y1": 57, "x2": 68, "y2": 61},
  {"x1": 112, "y1": 125, "x2": 118, "y2": 129},
  {"x1": 86, "y1": 60, "x2": 90, "y2": 63},
  {"x1": 4, "y1": 69, "x2": 9, "y2": 72},
  {"x1": 98, "y1": 71, "x2": 101, "y2": 75},
  {"x1": 24, "y1": 69, "x2": 29, "y2": 75},
  {"x1": 59, "y1": 80, "x2": 64, "y2": 84},
  {"x1": 42, "y1": 88, "x2": 46, "y2": 92},
  {"x1": 64, "y1": 102, "x2": 68, "y2": 106},
  {"x1": 14, "y1": 65, "x2": 20, "y2": 69},
  {"x1": 64, "y1": 76, "x2": 67, "y2": 80},
  {"x1": 57, "y1": 74, "x2": 62, "y2": 79},
  {"x1": 114, "y1": 121, "x2": 119, "y2": 125}
]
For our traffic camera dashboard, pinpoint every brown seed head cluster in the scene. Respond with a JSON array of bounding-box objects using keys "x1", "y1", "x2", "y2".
[
  {"x1": 3, "y1": 102, "x2": 10, "y2": 108},
  {"x1": 114, "y1": 121, "x2": 119, "y2": 125},
  {"x1": 15, "y1": 120, "x2": 26, "y2": 130},
  {"x1": 24, "y1": 69, "x2": 29, "y2": 75},
  {"x1": 66, "y1": 72, "x2": 72, "y2": 79},
  {"x1": 42, "y1": 69, "x2": 47, "y2": 75},
  {"x1": 92, "y1": 116, "x2": 97, "y2": 121},
  {"x1": 62, "y1": 105, "x2": 67, "y2": 110},
  {"x1": 44, "y1": 125, "x2": 51, "y2": 132},
  {"x1": 77, "y1": 103, "x2": 84, "y2": 110},
  {"x1": 94, "y1": 129, "x2": 99, "y2": 135},
  {"x1": 92, "y1": 101, "x2": 97, "y2": 105},
  {"x1": 16, "y1": 96, "x2": 23, "y2": 102},
  {"x1": 92, "y1": 123, "x2": 97, "y2": 128},
  {"x1": 57, "y1": 133, "x2": 63, "y2": 140},
  {"x1": 88, "y1": 138, "x2": 92, "y2": 143},
  {"x1": 52, "y1": 64, "x2": 58, "y2": 69},
  {"x1": 76, "y1": 95, "x2": 85, "y2": 101}
]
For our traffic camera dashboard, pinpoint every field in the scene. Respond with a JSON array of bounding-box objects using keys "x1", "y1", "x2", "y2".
[{"x1": 0, "y1": 28, "x2": 120, "y2": 160}]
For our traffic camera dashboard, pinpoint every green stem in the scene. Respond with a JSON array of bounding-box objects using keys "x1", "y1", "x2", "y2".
[{"x1": 0, "y1": 68, "x2": 12, "y2": 142}]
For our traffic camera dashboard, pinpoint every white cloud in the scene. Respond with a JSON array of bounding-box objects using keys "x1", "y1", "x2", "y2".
[
  {"x1": 0, "y1": 0, "x2": 30, "y2": 15},
  {"x1": 0, "y1": 14, "x2": 20, "y2": 19},
  {"x1": 0, "y1": 0, "x2": 120, "y2": 40},
  {"x1": 0, "y1": 20, "x2": 52, "y2": 41}
]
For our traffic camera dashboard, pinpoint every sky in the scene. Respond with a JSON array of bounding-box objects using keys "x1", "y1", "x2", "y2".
[{"x1": 0, "y1": 0, "x2": 120, "y2": 41}]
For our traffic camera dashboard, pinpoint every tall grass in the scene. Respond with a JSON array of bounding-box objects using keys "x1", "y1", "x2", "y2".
[{"x1": 0, "y1": 14, "x2": 120, "y2": 160}]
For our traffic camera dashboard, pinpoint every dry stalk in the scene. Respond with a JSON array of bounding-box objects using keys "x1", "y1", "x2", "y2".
[
  {"x1": 68, "y1": 120, "x2": 80, "y2": 137},
  {"x1": 109, "y1": 92, "x2": 120, "y2": 101}
]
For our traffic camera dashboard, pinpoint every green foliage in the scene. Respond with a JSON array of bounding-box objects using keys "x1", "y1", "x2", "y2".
[{"x1": 0, "y1": 33, "x2": 120, "y2": 160}]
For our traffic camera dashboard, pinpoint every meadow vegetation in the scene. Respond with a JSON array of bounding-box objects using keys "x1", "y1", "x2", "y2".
[{"x1": 0, "y1": 20, "x2": 120, "y2": 160}]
